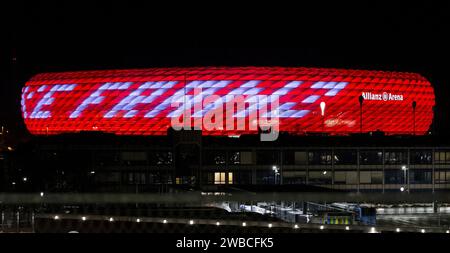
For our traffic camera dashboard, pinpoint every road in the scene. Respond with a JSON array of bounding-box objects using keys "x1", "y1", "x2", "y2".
[{"x1": 377, "y1": 214, "x2": 450, "y2": 227}]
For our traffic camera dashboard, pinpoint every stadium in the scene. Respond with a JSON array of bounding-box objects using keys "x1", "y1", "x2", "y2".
[
  {"x1": 4, "y1": 66, "x2": 450, "y2": 233},
  {"x1": 21, "y1": 67, "x2": 435, "y2": 137}
]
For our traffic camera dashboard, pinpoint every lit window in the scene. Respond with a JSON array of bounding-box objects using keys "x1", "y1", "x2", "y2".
[
  {"x1": 214, "y1": 172, "x2": 233, "y2": 185},
  {"x1": 214, "y1": 172, "x2": 226, "y2": 184}
]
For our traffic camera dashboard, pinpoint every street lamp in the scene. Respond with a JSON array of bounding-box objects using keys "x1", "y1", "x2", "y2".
[
  {"x1": 359, "y1": 95, "x2": 364, "y2": 133},
  {"x1": 412, "y1": 101, "x2": 417, "y2": 136},
  {"x1": 272, "y1": 165, "x2": 280, "y2": 185},
  {"x1": 401, "y1": 165, "x2": 408, "y2": 192},
  {"x1": 320, "y1": 102, "x2": 326, "y2": 133}
]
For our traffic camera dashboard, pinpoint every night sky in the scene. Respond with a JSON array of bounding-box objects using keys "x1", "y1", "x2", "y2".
[{"x1": 2, "y1": 2, "x2": 450, "y2": 142}]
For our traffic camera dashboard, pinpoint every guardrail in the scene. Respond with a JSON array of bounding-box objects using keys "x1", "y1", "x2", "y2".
[{"x1": 35, "y1": 213, "x2": 450, "y2": 233}]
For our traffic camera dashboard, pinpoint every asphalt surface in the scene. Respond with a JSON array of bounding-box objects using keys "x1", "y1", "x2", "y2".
[{"x1": 377, "y1": 214, "x2": 450, "y2": 227}]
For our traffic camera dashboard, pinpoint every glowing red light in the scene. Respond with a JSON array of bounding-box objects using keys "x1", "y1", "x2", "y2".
[{"x1": 21, "y1": 67, "x2": 435, "y2": 136}]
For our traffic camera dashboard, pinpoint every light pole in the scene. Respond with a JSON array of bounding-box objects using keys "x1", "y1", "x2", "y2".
[
  {"x1": 272, "y1": 166, "x2": 280, "y2": 185},
  {"x1": 359, "y1": 95, "x2": 364, "y2": 133},
  {"x1": 412, "y1": 101, "x2": 417, "y2": 136},
  {"x1": 320, "y1": 102, "x2": 326, "y2": 133},
  {"x1": 401, "y1": 165, "x2": 408, "y2": 193}
]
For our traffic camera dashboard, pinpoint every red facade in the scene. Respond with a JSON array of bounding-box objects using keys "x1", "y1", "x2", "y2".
[{"x1": 21, "y1": 67, "x2": 435, "y2": 136}]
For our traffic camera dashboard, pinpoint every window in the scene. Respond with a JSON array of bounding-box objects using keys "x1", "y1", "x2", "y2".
[
  {"x1": 229, "y1": 151, "x2": 253, "y2": 164},
  {"x1": 124, "y1": 172, "x2": 146, "y2": 184},
  {"x1": 96, "y1": 172, "x2": 120, "y2": 183},
  {"x1": 204, "y1": 151, "x2": 226, "y2": 165},
  {"x1": 256, "y1": 171, "x2": 276, "y2": 185},
  {"x1": 334, "y1": 150, "x2": 357, "y2": 165},
  {"x1": 256, "y1": 150, "x2": 279, "y2": 165},
  {"x1": 148, "y1": 151, "x2": 173, "y2": 165},
  {"x1": 384, "y1": 150, "x2": 408, "y2": 165},
  {"x1": 410, "y1": 150, "x2": 432, "y2": 164},
  {"x1": 284, "y1": 151, "x2": 308, "y2": 165},
  {"x1": 384, "y1": 170, "x2": 405, "y2": 184},
  {"x1": 309, "y1": 150, "x2": 332, "y2": 165},
  {"x1": 214, "y1": 172, "x2": 233, "y2": 185},
  {"x1": 435, "y1": 151, "x2": 450, "y2": 164},
  {"x1": 409, "y1": 170, "x2": 432, "y2": 184},
  {"x1": 334, "y1": 171, "x2": 358, "y2": 184},
  {"x1": 308, "y1": 171, "x2": 332, "y2": 184},
  {"x1": 434, "y1": 171, "x2": 450, "y2": 184},
  {"x1": 360, "y1": 171, "x2": 382, "y2": 184},
  {"x1": 95, "y1": 151, "x2": 120, "y2": 166},
  {"x1": 295, "y1": 151, "x2": 308, "y2": 165},
  {"x1": 283, "y1": 171, "x2": 306, "y2": 184},
  {"x1": 121, "y1": 151, "x2": 147, "y2": 161},
  {"x1": 233, "y1": 171, "x2": 252, "y2": 185},
  {"x1": 215, "y1": 172, "x2": 226, "y2": 184},
  {"x1": 359, "y1": 151, "x2": 383, "y2": 165}
]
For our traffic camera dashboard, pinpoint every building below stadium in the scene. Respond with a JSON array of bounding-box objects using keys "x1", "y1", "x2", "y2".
[{"x1": 5, "y1": 130, "x2": 450, "y2": 193}]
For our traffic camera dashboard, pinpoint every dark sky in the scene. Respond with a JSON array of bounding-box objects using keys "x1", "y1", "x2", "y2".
[{"x1": 2, "y1": 2, "x2": 450, "y2": 141}]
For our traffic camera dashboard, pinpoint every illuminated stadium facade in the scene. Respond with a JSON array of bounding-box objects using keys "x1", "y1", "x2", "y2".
[
  {"x1": 21, "y1": 67, "x2": 435, "y2": 137},
  {"x1": 12, "y1": 67, "x2": 448, "y2": 194}
]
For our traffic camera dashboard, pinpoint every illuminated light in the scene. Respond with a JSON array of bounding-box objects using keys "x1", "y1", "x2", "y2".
[
  {"x1": 21, "y1": 67, "x2": 435, "y2": 137},
  {"x1": 421, "y1": 229, "x2": 426, "y2": 233},
  {"x1": 400, "y1": 187, "x2": 405, "y2": 192},
  {"x1": 54, "y1": 215, "x2": 60, "y2": 220},
  {"x1": 268, "y1": 223, "x2": 272, "y2": 228},
  {"x1": 22, "y1": 177, "x2": 27, "y2": 182},
  {"x1": 446, "y1": 230, "x2": 449, "y2": 233},
  {"x1": 7, "y1": 147, "x2": 13, "y2": 151},
  {"x1": 370, "y1": 227, "x2": 377, "y2": 233},
  {"x1": 136, "y1": 218, "x2": 141, "y2": 223},
  {"x1": 216, "y1": 222, "x2": 220, "y2": 226},
  {"x1": 40, "y1": 192, "x2": 44, "y2": 197},
  {"x1": 345, "y1": 226, "x2": 350, "y2": 231},
  {"x1": 90, "y1": 171, "x2": 95, "y2": 174},
  {"x1": 163, "y1": 219, "x2": 167, "y2": 224},
  {"x1": 189, "y1": 220, "x2": 194, "y2": 225},
  {"x1": 320, "y1": 102, "x2": 326, "y2": 116},
  {"x1": 81, "y1": 217, "x2": 86, "y2": 221},
  {"x1": 311, "y1": 81, "x2": 326, "y2": 89},
  {"x1": 29, "y1": 84, "x2": 75, "y2": 119},
  {"x1": 242, "y1": 222, "x2": 247, "y2": 227},
  {"x1": 320, "y1": 225, "x2": 324, "y2": 230},
  {"x1": 302, "y1": 95, "x2": 321, "y2": 104},
  {"x1": 323, "y1": 171, "x2": 327, "y2": 175},
  {"x1": 401, "y1": 165, "x2": 407, "y2": 170},
  {"x1": 294, "y1": 224, "x2": 299, "y2": 229},
  {"x1": 109, "y1": 217, "x2": 114, "y2": 222},
  {"x1": 11, "y1": 182, "x2": 16, "y2": 185},
  {"x1": 396, "y1": 228, "x2": 401, "y2": 232}
]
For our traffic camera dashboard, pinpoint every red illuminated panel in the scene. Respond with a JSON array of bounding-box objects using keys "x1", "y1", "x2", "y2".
[{"x1": 21, "y1": 67, "x2": 435, "y2": 136}]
